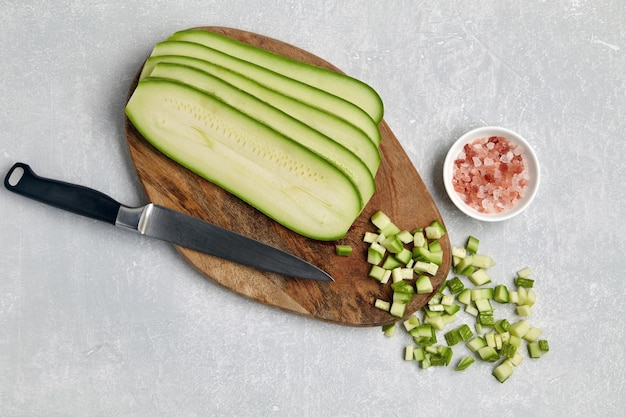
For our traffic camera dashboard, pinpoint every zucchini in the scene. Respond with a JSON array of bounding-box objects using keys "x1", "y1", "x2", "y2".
[
  {"x1": 125, "y1": 79, "x2": 361, "y2": 240},
  {"x1": 140, "y1": 41, "x2": 382, "y2": 148},
  {"x1": 148, "y1": 62, "x2": 375, "y2": 206},
  {"x1": 167, "y1": 29, "x2": 384, "y2": 124},
  {"x1": 141, "y1": 55, "x2": 381, "y2": 175}
]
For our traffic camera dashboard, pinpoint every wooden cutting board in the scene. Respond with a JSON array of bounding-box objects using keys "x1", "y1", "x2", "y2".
[{"x1": 124, "y1": 26, "x2": 450, "y2": 326}]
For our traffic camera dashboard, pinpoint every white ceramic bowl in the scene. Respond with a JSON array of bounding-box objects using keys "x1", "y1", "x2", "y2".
[{"x1": 443, "y1": 126, "x2": 540, "y2": 222}]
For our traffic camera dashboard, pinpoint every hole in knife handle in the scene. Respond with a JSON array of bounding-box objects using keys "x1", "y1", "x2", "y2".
[{"x1": 7, "y1": 166, "x2": 25, "y2": 187}]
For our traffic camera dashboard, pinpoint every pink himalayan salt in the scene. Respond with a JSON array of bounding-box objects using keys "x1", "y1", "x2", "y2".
[{"x1": 452, "y1": 136, "x2": 528, "y2": 214}]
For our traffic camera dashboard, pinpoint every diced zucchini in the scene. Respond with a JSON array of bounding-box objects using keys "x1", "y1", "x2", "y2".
[
  {"x1": 413, "y1": 246, "x2": 443, "y2": 266},
  {"x1": 465, "y1": 304, "x2": 479, "y2": 316},
  {"x1": 451, "y1": 246, "x2": 467, "y2": 258},
  {"x1": 445, "y1": 328, "x2": 462, "y2": 346},
  {"x1": 413, "y1": 347, "x2": 426, "y2": 361},
  {"x1": 335, "y1": 245, "x2": 352, "y2": 256},
  {"x1": 509, "y1": 320, "x2": 531, "y2": 338},
  {"x1": 523, "y1": 327, "x2": 542, "y2": 342},
  {"x1": 457, "y1": 288, "x2": 472, "y2": 305},
  {"x1": 515, "y1": 277, "x2": 535, "y2": 288},
  {"x1": 443, "y1": 303, "x2": 461, "y2": 316},
  {"x1": 393, "y1": 291, "x2": 413, "y2": 304},
  {"x1": 455, "y1": 356, "x2": 475, "y2": 371},
  {"x1": 379, "y1": 222, "x2": 401, "y2": 237},
  {"x1": 500, "y1": 342, "x2": 518, "y2": 359},
  {"x1": 493, "y1": 285, "x2": 510, "y2": 303},
  {"x1": 413, "y1": 230, "x2": 426, "y2": 248},
  {"x1": 508, "y1": 335, "x2": 522, "y2": 349},
  {"x1": 466, "y1": 336, "x2": 487, "y2": 352},
  {"x1": 471, "y1": 288, "x2": 494, "y2": 300},
  {"x1": 437, "y1": 346, "x2": 451, "y2": 362},
  {"x1": 391, "y1": 268, "x2": 404, "y2": 283},
  {"x1": 494, "y1": 319, "x2": 511, "y2": 334},
  {"x1": 370, "y1": 211, "x2": 391, "y2": 230},
  {"x1": 366, "y1": 248, "x2": 383, "y2": 266},
  {"x1": 527, "y1": 342, "x2": 545, "y2": 358},
  {"x1": 382, "y1": 323, "x2": 396, "y2": 337},
  {"x1": 381, "y1": 255, "x2": 403, "y2": 270},
  {"x1": 374, "y1": 299, "x2": 391, "y2": 311},
  {"x1": 517, "y1": 287, "x2": 528, "y2": 305},
  {"x1": 428, "y1": 304, "x2": 445, "y2": 312},
  {"x1": 517, "y1": 267, "x2": 532, "y2": 278},
  {"x1": 493, "y1": 361, "x2": 514, "y2": 383},
  {"x1": 466, "y1": 236, "x2": 480, "y2": 254},
  {"x1": 475, "y1": 322, "x2": 484, "y2": 334},
  {"x1": 447, "y1": 277, "x2": 465, "y2": 294},
  {"x1": 363, "y1": 231, "x2": 378, "y2": 243},
  {"x1": 454, "y1": 255, "x2": 474, "y2": 275},
  {"x1": 458, "y1": 324, "x2": 473, "y2": 341},
  {"x1": 441, "y1": 295, "x2": 454, "y2": 306},
  {"x1": 403, "y1": 315, "x2": 421, "y2": 331},
  {"x1": 478, "y1": 313, "x2": 495, "y2": 328},
  {"x1": 395, "y1": 248, "x2": 413, "y2": 265},
  {"x1": 404, "y1": 345, "x2": 415, "y2": 361},
  {"x1": 510, "y1": 352, "x2": 524, "y2": 366},
  {"x1": 369, "y1": 265, "x2": 386, "y2": 281},
  {"x1": 475, "y1": 299, "x2": 493, "y2": 313},
  {"x1": 413, "y1": 261, "x2": 439, "y2": 276},
  {"x1": 397, "y1": 230, "x2": 414, "y2": 244},
  {"x1": 428, "y1": 240, "x2": 442, "y2": 253},
  {"x1": 391, "y1": 280, "x2": 415, "y2": 294},
  {"x1": 516, "y1": 305, "x2": 533, "y2": 317},
  {"x1": 472, "y1": 254, "x2": 496, "y2": 269},
  {"x1": 390, "y1": 301, "x2": 407, "y2": 318},
  {"x1": 382, "y1": 235, "x2": 404, "y2": 254},
  {"x1": 469, "y1": 269, "x2": 492, "y2": 286},
  {"x1": 424, "y1": 220, "x2": 447, "y2": 240},
  {"x1": 523, "y1": 289, "x2": 537, "y2": 306},
  {"x1": 380, "y1": 270, "x2": 392, "y2": 284},
  {"x1": 415, "y1": 275, "x2": 434, "y2": 294},
  {"x1": 478, "y1": 346, "x2": 499, "y2": 362}
]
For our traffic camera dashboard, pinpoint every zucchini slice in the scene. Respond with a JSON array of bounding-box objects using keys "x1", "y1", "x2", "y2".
[
  {"x1": 125, "y1": 79, "x2": 361, "y2": 240},
  {"x1": 140, "y1": 41, "x2": 382, "y2": 148},
  {"x1": 148, "y1": 62, "x2": 375, "y2": 206},
  {"x1": 168, "y1": 29, "x2": 384, "y2": 124},
  {"x1": 142, "y1": 55, "x2": 381, "y2": 175}
]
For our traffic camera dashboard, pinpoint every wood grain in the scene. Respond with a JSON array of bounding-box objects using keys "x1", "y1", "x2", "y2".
[{"x1": 123, "y1": 27, "x2": 450, "y2": 326}]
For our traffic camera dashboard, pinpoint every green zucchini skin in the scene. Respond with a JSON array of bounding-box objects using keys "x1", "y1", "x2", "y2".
[
  {"x1": 167, "y1": 29, "x2": 384, "y2": 124},
  {"x1": 142, "y1": 55, "x2": 381, "y2": 176},
  {"x1": 147, "y1": 62, "x2": 376, "y2": 206},
  {"x1": 125, "y1": 79, "x2": 362, "y2": 241},
  {"x1": 141, "y1": 40, "x2": 382, "y2": 148}
]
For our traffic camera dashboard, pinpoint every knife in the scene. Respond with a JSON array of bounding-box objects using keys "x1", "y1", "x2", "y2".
[{"x1": 4, "y1": 162, "x2": 333, "y2": 281}]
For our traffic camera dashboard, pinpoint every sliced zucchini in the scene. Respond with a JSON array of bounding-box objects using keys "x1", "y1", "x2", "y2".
[
  {"x1": 144, "y1": 56, "x2": 381, "y2": 176},
  {"x1": 140, "y1": 41, "x2": 382, "y2": 148},
  {"x1": 148, "y1": 62, "x2": 375, "y2": 206},
  {"x1": 167, "y1": 29, "x2": 384, "y2": 124},
  {"x1": 125, "y1": 79, "x2": 361, "y2": 240}
]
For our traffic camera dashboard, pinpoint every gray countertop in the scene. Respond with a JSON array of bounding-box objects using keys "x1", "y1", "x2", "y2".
[{"x1": 1, "y1": 1, "x2": 624, "y2": 416}]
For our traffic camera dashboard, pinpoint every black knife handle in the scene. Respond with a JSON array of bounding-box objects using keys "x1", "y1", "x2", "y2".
[{"x1": 4, "y1": 162, "x2": 121, "y2": 225}]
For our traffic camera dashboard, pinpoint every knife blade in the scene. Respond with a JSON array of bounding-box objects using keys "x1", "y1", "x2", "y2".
[{"x1": 4, "y1": 162, "x2": 333, "y2": 281}]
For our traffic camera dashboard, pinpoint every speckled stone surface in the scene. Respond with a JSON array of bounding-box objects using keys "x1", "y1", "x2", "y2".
[{"x1": 1, "y1": 1, "x2": 624, "y2": 416}]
